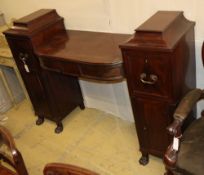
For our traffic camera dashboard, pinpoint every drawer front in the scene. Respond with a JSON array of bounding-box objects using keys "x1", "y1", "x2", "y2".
[
  {"x1": 7, "y1": 38, "x2": 39, "y2": 72},
  {"x1": 41, "y1": 57, "x2": 124, "y2": 81},
  {"x1": 79, "y1": 64, "x2": 124, "y2": 81},
  {"x1": 124, "y1": 51, "x2": 171, "y2": 98},
  {"x1": 40, "y1": 57, "x2": 80, "y2": 76}
]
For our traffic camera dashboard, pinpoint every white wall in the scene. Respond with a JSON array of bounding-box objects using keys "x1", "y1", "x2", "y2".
[{"x1": 1, "y1": 0, "x2": 204, "y2": 120}]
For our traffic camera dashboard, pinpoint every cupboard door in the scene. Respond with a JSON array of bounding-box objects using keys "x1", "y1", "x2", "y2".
[
  {"x1": 131, "y1": 97, "x2": 173, "y2": 157},
  {"x1": 22, "y1": 71, "x2": 50, "y2": 117},
  {"x1": 41, "y1": 70, "x2": 84, "y2": 122},
  {"x1": 6, "y1": 38, "x2": 50, "y2": 117}
]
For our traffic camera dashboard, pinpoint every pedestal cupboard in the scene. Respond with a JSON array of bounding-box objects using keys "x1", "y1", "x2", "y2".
[
  {"x1": 120, "y1": 11, "x2": 196, "y2": 164},
  {"x1": 4, "y1": 10, "x2": 84, "y2": 133}
]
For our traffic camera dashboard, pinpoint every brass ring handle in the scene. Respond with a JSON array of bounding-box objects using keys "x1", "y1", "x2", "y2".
[{"x1": 140, "y1": 73, "x2": 158, "y2": 85}]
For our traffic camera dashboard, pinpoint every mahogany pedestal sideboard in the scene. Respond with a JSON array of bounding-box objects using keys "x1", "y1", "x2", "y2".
[
  {"x1": 3, "y1": 9, "x2": 130, "y2": 133},
  {"x1": 4, "y1": 9, "x2": 196, "y2": 164},
  {"x1": 120, "y1": 11, "x2": 196, "y2": 165}
]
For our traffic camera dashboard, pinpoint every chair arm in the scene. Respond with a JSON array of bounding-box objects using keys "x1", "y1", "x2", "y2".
[
  {"x1": 168, "y1": 88, "x2": 203, "y2": 137},
  {"x1": 164, "y1": 144, "x2": 177, "y2": 168},
  {"x1": 164, "y1": 89, "x2": 203, "y2": 169},
  {"x1": 43, "y1": 163, "x2": 99, "y2": 175}
]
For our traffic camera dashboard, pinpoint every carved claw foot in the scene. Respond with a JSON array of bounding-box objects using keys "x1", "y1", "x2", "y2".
[
  {"x1": 55, "y1": 123, "x2": 63, "y2": 134},
  {"x1": 36, "y1": 117, "x2": 44, "y2": 125},
  {"x1": 139, "y1": 155, "x2": 149, "y2": 165}
]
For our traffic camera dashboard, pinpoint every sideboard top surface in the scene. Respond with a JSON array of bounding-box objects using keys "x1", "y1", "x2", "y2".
[
  {"x1": 36, "y1": 30, "x2": 131, "y2": 65},
  {"x1": 137, "y1": 11, "x2": 181, "y2": 33}
]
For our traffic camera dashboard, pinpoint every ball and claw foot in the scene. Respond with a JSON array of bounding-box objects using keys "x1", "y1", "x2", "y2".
[
  {"x1": 55, "y1": 123, "x2": 63, "y2": 134},
  {"x1": 36, "y1": 117, "x2": 44, "y2": 125},
  {"x1": 139, "y1": 155, "x2": 149, "y2": 165}
]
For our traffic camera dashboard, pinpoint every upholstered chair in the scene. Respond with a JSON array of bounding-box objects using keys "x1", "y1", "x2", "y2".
[{"x1": 163, "y1": 43, "x2": 204, "y2": 175}]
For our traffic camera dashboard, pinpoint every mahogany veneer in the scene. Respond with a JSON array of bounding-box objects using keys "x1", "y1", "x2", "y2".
[{"x1": 120, "y1": 11, "x2": 196, "y2": 164}]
